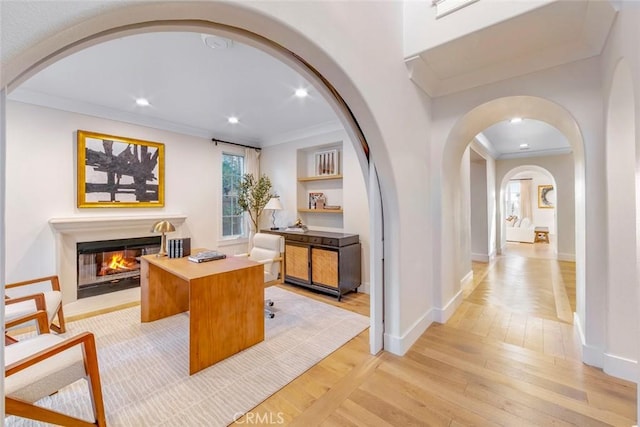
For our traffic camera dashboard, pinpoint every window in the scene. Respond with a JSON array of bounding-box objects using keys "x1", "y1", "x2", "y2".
[
  {"x1": 222, "y1": 153, "x2": 245, "y2": 237},
  {"x1": 506, "y1": 180, "x2": 521, "y2": 217}
]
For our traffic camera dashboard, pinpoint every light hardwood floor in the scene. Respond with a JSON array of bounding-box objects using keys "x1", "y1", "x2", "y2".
[{"x1": 238, "y1": 251, "x2": 637, "y2": 426}]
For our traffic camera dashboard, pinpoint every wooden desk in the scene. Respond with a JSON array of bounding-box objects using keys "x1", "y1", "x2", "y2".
[
  {"x1": 534, "y1": 227, "x2": 550, "y2": 243},
  {"x1": 140, "y1": 251, "x2": 264, "y2": 375}
]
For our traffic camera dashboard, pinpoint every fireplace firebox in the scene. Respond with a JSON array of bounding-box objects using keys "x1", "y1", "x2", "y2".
[{"x1": 77, "y1": 236, "x2": 161, "y2": 299}]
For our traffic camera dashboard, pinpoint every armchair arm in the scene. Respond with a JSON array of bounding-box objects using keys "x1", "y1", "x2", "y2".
[
  {"x1": 5, "y1": 332, "x2": 96, "y2": 377},
  {"x1": 6, "y1": 275, "x2": 61, "y2": 292},
  {"x1": 5, "y1": 309, "x2": 50, "y2": 334},
  {"x1": 6, "y1": 292, "x2": 46, "y2": 310}
]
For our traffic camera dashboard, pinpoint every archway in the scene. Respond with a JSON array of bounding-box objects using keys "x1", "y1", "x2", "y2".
[
  {"x1": 436, "y1": 95, "x2": 591, "y2": 362},
  {"x1": 605, "y1": 58, "x2": 638, "y2": 381},
  {"x1": 0, "y1": 3, "x2": 396, "y2": 356},
  {"x1": 499, "y1": 165, "x2": 559, "y2": 258}
]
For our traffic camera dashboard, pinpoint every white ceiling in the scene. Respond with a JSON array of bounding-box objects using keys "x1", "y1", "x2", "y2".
[
  {"x1": 478, "y1": 119, "x2": 571, "y2": 159},
  {"x1": 8, "y1": 16, "x2": 582, "y2": 157},
  {"x1": 406, "y1": 0, "x2": 616, "y2": 97},
  {"x1": 9, "y1": 32, "x2": 341, "y2": 147}
]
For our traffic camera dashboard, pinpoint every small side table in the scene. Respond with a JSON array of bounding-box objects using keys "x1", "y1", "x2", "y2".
[{"x1": 534, "y1": 227, "x2": 550, "y2": 243}]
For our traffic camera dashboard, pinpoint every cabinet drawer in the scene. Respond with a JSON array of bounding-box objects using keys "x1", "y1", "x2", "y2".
[
  {"x1": 285, "y1": 234, "x2": 308, "y2": 243},
  {"x1": 322, "y1": 238, "x2": 339, "y2": 246},
  {"x1": 309, "y1": 236, "x2": 323, "y2": 244}
]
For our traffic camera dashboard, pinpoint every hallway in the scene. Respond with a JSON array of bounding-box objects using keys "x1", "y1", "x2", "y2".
[
  {"x1": 241, "y1": 251, "x2": 636, "y2": 425},
  {"x1": 459, "y1": 244, "x2": 579, "y2": 360}
]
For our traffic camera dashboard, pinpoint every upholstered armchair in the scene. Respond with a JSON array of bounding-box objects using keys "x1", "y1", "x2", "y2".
[
  {"x1": 5, "y1": 275, "x2": 66, "y2": 334},
  {"x1": 4, "y1": 310, "x2": 107, "y2": 426}
]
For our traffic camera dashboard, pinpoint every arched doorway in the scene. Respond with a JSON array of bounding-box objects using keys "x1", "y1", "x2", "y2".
[
  {"x1": 500, "y1": 165, "x2": 559, "y2": 259},
  {"x1": 436, "y1": 95, "x2": 591, "y2": 362},
  {"x1": 0, "y1": 4, "x2": 393, "y2": 356}
]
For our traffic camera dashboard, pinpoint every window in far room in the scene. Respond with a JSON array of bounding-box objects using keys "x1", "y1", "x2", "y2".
[
  {"x1": 506, "y1": 180, "x2": 521, "y2": 218},
  {"x1": 222, "y1": 153, "x2": 245, "y2": 237}
]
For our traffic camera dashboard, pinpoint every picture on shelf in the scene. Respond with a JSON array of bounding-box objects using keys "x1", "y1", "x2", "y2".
[
  {"x1": 308, "y1": 192, "x2": 324, "y2": 209},
  {"x1": 314, "y1": 149, "x2": 339, "y2": 176}
]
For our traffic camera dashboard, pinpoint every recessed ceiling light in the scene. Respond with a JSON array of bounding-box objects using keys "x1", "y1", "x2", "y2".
[
  {"x1": 228, "y1": 116, "x2": 239, "y2": 124},
  {"x1": 136, "y1": 98, "x2": 150, "y2": 107},
  {"x1": 295, "y1": 88, "x2": 308, "y2": 98},
  {"x1": 519, "y1": 143, "x2": 529, "y2": 149},
  {"x1": 201, "y1": 34, "x2": 234, "y2": 49},
  {"x1": 510, "y1": 117, "x2": 523, "y2": 124}
]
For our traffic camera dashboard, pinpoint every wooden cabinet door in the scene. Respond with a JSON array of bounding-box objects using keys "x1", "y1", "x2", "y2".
[
  {"x1": 311, "y1": 248, "x2": 339, "y2": 288},
  {"x1": 285, "y1": 243, "x2": 309, "y2": 282}
]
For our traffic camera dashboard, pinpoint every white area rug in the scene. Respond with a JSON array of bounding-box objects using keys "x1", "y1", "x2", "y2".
[{"x1": 6, "y1": 287, "x2": 369, "y2": 426}]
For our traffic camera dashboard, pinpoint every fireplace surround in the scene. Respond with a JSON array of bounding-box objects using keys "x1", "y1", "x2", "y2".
[{"x1": 50, "y1": 214, "x2": 187, "y2": 304}]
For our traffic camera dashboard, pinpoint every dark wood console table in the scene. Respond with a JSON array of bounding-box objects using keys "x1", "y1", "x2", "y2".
[{"x1": 263, "y1": 230, "x2": 361, "y2": 300}]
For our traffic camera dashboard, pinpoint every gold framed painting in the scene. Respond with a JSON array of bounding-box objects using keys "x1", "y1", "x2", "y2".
[
  {"x1": 77, "y1": 130, "x2": 165, "y2": 208},
  {"x1": 538, "y1": 184, "x2": 554, "y2": 209}
]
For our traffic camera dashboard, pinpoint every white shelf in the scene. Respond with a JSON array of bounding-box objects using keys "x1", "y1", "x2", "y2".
[{"x1": 298, "y1": 208, "x2": 343, "y2": 214}]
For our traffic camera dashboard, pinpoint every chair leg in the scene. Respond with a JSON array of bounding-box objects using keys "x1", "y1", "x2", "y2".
[
  {"x1": 50, "y1": 305, "x2": 66, "y2": 334},
  {"x1": 83, "y1": 333, "x2": 107, "y2": 426}
]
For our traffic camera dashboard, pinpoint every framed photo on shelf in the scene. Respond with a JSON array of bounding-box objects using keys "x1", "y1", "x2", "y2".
[
  {"x1": 309, "y1": 192, "x2": 324, "y2": 209},
  {"x1": 77, "y1": 130, "x2": 165, "y2": 208},
  {"x1": 314, "y1": 149, "x2": 339, "y2": 176}
]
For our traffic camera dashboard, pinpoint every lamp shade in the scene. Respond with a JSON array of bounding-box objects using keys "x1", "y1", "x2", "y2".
[
  {"x1": 151, "y1": 220, "x2": 176, "y2": 233},
  {"x1": 264, "y1": 197, "x2": 283, "y2": 211}
]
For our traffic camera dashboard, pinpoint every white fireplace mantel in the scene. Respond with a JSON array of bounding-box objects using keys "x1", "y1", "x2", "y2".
[
  {"x1": 50, "y1": 214, "x2": 187, "y2": 305},
  {"x1": 49, "y1": 214, "x2": 187, "y2": 233}
]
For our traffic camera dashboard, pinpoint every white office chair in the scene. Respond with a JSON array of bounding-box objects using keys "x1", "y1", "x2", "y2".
[{"x1": 236, "y1": 233, "x2": 284, "y2": 318}]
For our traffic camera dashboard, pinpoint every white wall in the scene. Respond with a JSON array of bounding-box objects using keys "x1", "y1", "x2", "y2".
[
  {"x1": 600, "y1": 1, "x2": 640, "y2": 383},
  {"x1": 260, "y1": 129, "x2": 371, "y2": 292},
  {"x1": 5, "y1": 101, "x2": 250, "y2": 284},
  {"x1": 470, "y1": 151, "x2": 489, "y2": 261},
  {"x1": 459, "y1": 148, "x2": 472, "y2": 280}
]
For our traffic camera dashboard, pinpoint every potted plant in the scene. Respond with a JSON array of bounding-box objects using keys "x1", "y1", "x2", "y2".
[{"x1": 237, "y1": 173, "x2": 274, "y2": 235}]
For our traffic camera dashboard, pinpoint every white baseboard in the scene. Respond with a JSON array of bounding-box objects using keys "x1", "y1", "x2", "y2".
[
  {"x1": 460, "y1": 269, "x2": 473, "y2": 288},
  {"x1": 604, "y1": 353, "x2": 638, "y2": 382},
  {"x1": 357, "y1": 282, "x2": 370, "y2": 294},
  {"x1": 434, "y1": 289, "x2": 463, "y2": 323},
  {"x1": 471, "y1": 253, "x2": 490, "y2": 262},
  {"x1": 384, "y1": 308, "x2": 434, "y2": 356},
  {"x1": 489, "y1": 248, "x2": 497, "y2": 262},
  {"x1": 557, "y1": 252, "x2": 576, "y2": 262},
  {"x1": 574, "y1": 312, "x2": 604, "y2": 368},
  {"x1": 574, "y1": 314, "x2": 637, "y2": 381}
]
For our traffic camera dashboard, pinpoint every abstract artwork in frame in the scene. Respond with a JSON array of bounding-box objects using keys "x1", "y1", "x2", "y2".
[
  {"x1": 77, "y1": 130, "x2": 165, "y2": 208},
  {"x1": 538, "y1": 184, "x2": 554, "y2": 209}
]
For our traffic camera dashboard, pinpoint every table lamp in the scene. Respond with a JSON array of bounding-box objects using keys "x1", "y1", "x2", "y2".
[
  {"x1": 151, "y1": 220, "x2": 176, "y2": 257},
  {"x1": 264, "y1": 197, "x2": 283, "y2": 230}
]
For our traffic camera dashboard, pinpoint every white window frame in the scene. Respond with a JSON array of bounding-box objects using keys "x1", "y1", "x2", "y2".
[{"x1": 221, "y1": 151, "x2": 246, "y2": 241}]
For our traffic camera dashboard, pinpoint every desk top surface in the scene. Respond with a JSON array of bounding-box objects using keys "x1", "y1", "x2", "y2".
[{"x1": 141, "y1": 249, "x2": 260, "y2": 281}]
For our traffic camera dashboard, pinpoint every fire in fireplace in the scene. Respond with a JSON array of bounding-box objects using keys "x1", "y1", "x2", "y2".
[{"x1": 77, "y1": 236, "x2": 161, "y2": 299}]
